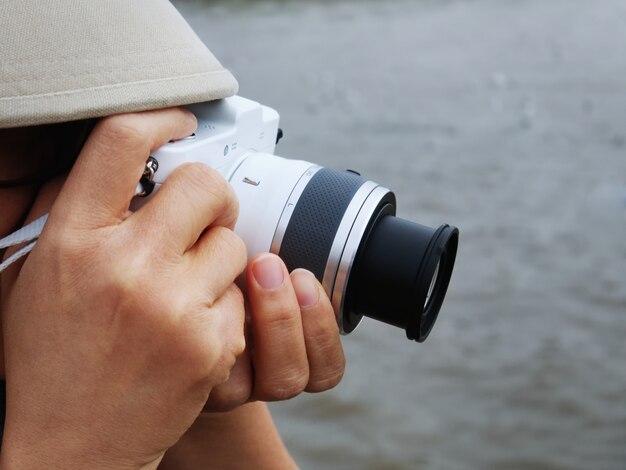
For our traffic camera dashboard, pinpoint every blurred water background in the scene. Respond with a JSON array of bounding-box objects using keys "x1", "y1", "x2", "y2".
[{"x1": 174, "y1": 1, "x2": 626, "y2": 468}]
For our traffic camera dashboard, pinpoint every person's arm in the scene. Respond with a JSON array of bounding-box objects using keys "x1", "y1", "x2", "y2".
[{"x1": 160, "y1": 402, "x2": 296, "y2": 470}]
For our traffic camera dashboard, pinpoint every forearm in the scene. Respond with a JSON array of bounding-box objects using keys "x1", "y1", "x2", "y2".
[{"x1": 159, "y1": 402, "x2": 297, "y2": 470}]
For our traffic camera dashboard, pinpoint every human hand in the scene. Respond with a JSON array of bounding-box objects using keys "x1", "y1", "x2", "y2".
[
  {"x1": 158, "y1": 254, "x2": 345, "y2": 468},
  {"x1": 0, "y1": 109, "x2": 247, "y2": 470},
  {"x1": 204, "y1": 253, "x2": 345, "y2": 411}
]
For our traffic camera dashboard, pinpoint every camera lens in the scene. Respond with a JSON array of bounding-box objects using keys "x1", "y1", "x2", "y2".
[
  {"x1": 273, "y1": 166, "x2": 459, "y2": 342},
  {"x1": 344, "y1": 212, "x2": 458, "y2": 342}
]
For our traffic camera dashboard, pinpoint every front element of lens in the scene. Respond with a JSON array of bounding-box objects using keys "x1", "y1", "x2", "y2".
[{"x1": 425, "y1": 260, "x2": 440, "y2": 309}]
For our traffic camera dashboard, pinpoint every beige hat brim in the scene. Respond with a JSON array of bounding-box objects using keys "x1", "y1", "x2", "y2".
[{"x1": 0, "y1": 0, "x2": 238, "y2": 128}]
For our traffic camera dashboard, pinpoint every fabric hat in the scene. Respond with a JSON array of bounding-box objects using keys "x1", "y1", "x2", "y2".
[{"x1": 0, "y1": 0, "x2": 238, "y2": 128}]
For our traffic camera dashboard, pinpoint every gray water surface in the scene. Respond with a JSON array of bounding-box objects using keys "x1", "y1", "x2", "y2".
[{"x1": 174, "y1": 1, "x2": 626, "y2": 468}]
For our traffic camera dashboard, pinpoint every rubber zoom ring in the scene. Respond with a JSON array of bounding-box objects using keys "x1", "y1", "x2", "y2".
[{"x1": 278, "y1": 168, "x2": 365, "y2": 279}]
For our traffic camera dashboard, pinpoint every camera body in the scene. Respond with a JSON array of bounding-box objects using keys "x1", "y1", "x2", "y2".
[
  {"x1": 143, "y1": 96, "x2": 317, "y2": 261},
  {"x1": 137, "y1": 96, "x2": 459, "y2": 342}
]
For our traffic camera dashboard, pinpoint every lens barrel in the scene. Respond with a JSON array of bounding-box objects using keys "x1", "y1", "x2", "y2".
[
  {"x1": 345, "y1": 214, "x2": 459, "y2": 342},
  {"x1": 274, "y1": 167, "x2": 459, "y2": 342}
]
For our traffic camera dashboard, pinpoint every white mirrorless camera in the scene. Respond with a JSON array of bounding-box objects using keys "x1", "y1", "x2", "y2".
[{"x1": 136, "y1": 96, "x2": 458, "y2": 342}]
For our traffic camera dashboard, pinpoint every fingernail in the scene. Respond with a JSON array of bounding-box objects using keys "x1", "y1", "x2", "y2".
[
  {"x1": 252, "y1": 255, "x2": 285, "y2": 290},
  {"x1": 291, "y1": 269, "x2": 320, "y2": 308}
]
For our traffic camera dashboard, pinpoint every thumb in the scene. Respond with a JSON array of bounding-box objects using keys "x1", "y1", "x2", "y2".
[{"x1": 51, "y1": 108, "x2": 196, "y2": 230}]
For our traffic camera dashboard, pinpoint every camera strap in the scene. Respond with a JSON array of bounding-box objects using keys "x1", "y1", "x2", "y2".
[{"x1": 0, "y1": 214, "x2": 48, "y2": 273}]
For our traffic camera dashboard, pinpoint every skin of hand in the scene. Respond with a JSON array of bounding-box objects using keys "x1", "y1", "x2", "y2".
[
  {"x1": 158, "y1": 255, "x2": 346, "y2": 469},
  {"x1": 0, "y1": 109, "x2": 346, "y2": 469},
  {"x1": 205, "y1": 253, "x2": 346, "y2": 411},
  {"x1": 0, "y1": 108, "x2": 248, "y2": 470}
]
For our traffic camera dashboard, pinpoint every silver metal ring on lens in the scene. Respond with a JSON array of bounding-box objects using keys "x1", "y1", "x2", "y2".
[
  {"x1": 322, "y1": 181, "x2": 378, "y2": 298},
  {"x1": 329, "y1": 185, "x2": 393, "y2": 334},
  {"x1": 424, "y1": 260, "x2": 440, "y2": 310}
]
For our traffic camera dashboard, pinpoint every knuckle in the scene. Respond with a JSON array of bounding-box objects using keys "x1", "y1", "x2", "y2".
[
  {"x1": 102, "y1": 263, "x2": 147, "y2": 306},
  {"x1": 262, "y1": 308, "x2": 301, "y2": 339},
  {"x1": 206, "y1": 383, "x2": 251, "y2": 413},
  {"x1": 188, "y1": 290, "x2": 246, "y2": 378},
  {"x1": 216, "y1": 228, "x2": 247, "y2": 268},
  {"x1": 175, "y1": 161, "x2": 211, "y2": 178},
  {"x1": 188, "y1": 164, "x2": 237, "y2": 211},
  {"x1": 306, "y1": 362, "x2": 345, "y2": 393},
  {"x1": 173, "y1": 162, "x2": 222, "y2": 191},
  {"x1": 235, "y1": 239, "x2": 248, "y2": 272},
  {"x1": 179, "y1": 107, "x2": 198, "y2": 130},
  {"x1": 301, "y1": 303, "x2": 345, "y2": 393},
  {"x1": 203, "y1": 227, "x2": 247, "y2": 277},
  {"x1": 205, "y1": 392, "x2": 246, "y2": 413},
  {"x1": 98, "y1": 114, "x2": 149, "y2": 149},
  {"x1": 257, "y1": 368, "x2": 310, "y2": 402},
  {"x1": 228, "y1": 289, "x2": 247, "y2": 355},
  {"x1": 226, "y1": 281, "x2": 245, "y2": 305},
  {"x1": 178, "y1": 326, "x2": 225, "y2": 378},
  {"x1": 306, "y1": 314, "x2": 341, "y2": 343},
  {"x1": 214, "y1": 284, "x2": 246, "y2": 333},
  {"x1": 105, "y1": 260, "x2": 139, "y2": 289},
  {"x1": 168, "y1": 163, "x2": 240, "y2": 227},
  {"x1": 301, "y1": 302, "x2": 342, "y2": 345}
]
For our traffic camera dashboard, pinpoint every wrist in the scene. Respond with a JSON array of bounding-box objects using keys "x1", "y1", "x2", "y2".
[
  {"x1": 0, "y1": 431, "x2": 163, "y2": 470},
  {"x1": 160, "y1": 403, "x2": 297, "y2": 470}
]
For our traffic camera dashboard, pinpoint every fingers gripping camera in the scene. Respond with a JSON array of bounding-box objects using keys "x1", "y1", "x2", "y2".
[{"x1": 135, "y1": 96, "x2": 459, "y2": 342}]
